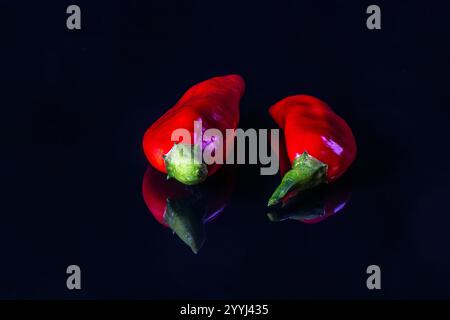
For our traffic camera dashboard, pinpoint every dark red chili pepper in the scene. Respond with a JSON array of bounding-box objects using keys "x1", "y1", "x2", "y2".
[
  {"x1": 268, "y1": 95, "x2": 356, "y2": 206},
  {"x1": 142, "y1": 165, "x2": 234, "y2": 253},
  {"x1": 143, "y1": 75, "x2": 245, "y2": 185}
]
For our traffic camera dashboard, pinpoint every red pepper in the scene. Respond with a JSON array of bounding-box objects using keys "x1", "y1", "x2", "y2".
[
  {"x1": 143, "y1": 75, "x2": 245, "y2": 185},
  {"x1": 268, "y1": 95, "x2": 356, "y2": 206},
  {"x1": 142, "y1": 165, "x2": 234, "y2": 253}
]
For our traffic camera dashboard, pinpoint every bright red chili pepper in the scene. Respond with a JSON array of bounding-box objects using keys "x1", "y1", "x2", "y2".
[
  {"x1": 268, "y1": 95, "x2": 356, "y2": 206},
  {"x1": 143, "y1": 75, "x2": 245, "y2": 185},
  {"x1": 142, "y1": 165, "x2": 234, "y2": 253}
]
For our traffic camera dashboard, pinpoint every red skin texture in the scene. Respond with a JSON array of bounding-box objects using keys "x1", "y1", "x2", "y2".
[
  {"x1": 143, "y1": 75, "x2": 245, "y2": 176},
  {"x1": 269, "y1": 95, "x2": 357, "y2": 182},
  {"x1": 142, "y1": 166, "x2": 235, "y2": 227}
]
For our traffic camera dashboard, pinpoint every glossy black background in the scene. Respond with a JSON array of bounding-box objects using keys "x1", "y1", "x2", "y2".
[{"x1": 1, "y1": 0, "x2": 450, "y2": 299}]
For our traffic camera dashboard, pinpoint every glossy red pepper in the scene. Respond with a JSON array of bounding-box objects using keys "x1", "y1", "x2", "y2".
[
  {"x1": 268, "y1": 95, "x2": 356, "y2": 206},
  {"x1": 143, "y1": 75, "x2": 245, "y2": 185},
  {"x1": 142, "y1": 165, "x2": 234, "y2": 253}
]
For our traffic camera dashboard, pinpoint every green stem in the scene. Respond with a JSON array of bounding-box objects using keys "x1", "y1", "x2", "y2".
[
  {"x1": 164, "y1": 143, "x2": 208, "y2": 185},
  {"x1": 267, "y1": 152, "x2": 327, "y2": 207}
]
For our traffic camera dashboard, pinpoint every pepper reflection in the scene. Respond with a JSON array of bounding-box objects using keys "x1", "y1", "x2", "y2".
[
  {"x1": 267, "y1": 183, "x2": 351, "y2": 224},
  {"x1": 142, "y1": 165, "x2": 234, "y2": 253}
]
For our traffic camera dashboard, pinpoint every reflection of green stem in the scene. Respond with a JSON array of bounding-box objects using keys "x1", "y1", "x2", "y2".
[
  {"x1": 268, "y1": 152, "x2": 327, "y2": 207},
  {"x1": 268, "y1": 182, "x2": 327, "y2": 222},
  {"x1": 164, "y1": 196, "x2": 206, "y2": 254},
  {"x1": 268, "y1": 206, "x2": 324, "y2": 222}
]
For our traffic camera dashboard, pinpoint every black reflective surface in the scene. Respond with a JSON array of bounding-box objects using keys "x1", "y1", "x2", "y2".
[{"x1": 2, "y1": 1, "x2": 450, "y2": 299}]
